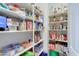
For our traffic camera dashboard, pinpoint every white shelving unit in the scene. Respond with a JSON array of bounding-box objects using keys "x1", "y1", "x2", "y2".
[
  {"x1": 48, "y1": 4, "x2": 68, "y2": 56},
  {"x1": 34, "y1": 20, "x2": 43, "y2": 24},
  {"x1": 49, "y1": 20, "x2": 68, "y2": 24},
  {"x1": 0, "y1": 3, "x2": 44, "y2": 56}
]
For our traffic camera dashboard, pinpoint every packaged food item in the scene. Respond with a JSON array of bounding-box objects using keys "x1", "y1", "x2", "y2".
[
  {"x1": 0, "y1": 3, "x2": 10, "y2": 10},
  {"x1": 0, "y1": 27, "x2": 5, "y2": 31},
  {"x1": 63, "y1": 25, "x2": 67, "y2": 30},
  {"x1": 7, "y1": 18, "x2": 19, "y2": 26},
  {"x1": 7, "y1": 18, "x2": 19, "y2": 31},
  {"x1": 60, "y1": 16, "x2": 64, "y2": 21},
  {"x1": 57, "y1": 34, "x2": 62, "y2": 40},
  {"x1": 35, "y1": 22, "x2": 43, "y2": 30},
  {"x1": 63, "y1": 34, "x2": 67, "y2": 41},
  {"x1": 28, "y1": 12, "x2": 32, "y2": 17},
  {"x1": 49, "y1": 44, "x2": 55, "y2": 50},
  {"x1": 20, "y1": 40, "x2": 31, "y2": 48},
  {"x1": 26, "y1": 21, "x2": 33, "y2": 30},
  {"x1": 49, "y1": 41, "x2": 55, "y2": 50},
  {"x1": 13, "y1": 43, "x2": 24, "y2": 53},
  {"x1": 59, "y1": 24, "x2": 63, "y2": 30},
  {"x1": 15, "y1": 10, "x2": 26, "y2": 17},
  {"x1": 50, "y1": 32, "x2": 56, "y2": 40},
  {"x1": 2, "y1": 46, "x2": 10, "y2": 56},
  {"x1": 1, "y1": 40, "x2": 32, "y2": 56},
  {"x1": 35, "y1": 22, "x2": 39, "y2": 30},
  {"x1": 61, "y1": 34, "x2": 64, "y2": 41},
  {"x1": 0, "y1": 49, "x2": 3, "y2": 56},
  {"x1": 53, "y1": 17, "x2": 56, "y2": 22},
  {"x1": 55, "y1": 44, "x2": 60, "y2": 51},
  {"x1": 8, "y1": 26, "x2": 18, "y2": 31},
  {"x1": 39, "y1": 24, "x2": 43, "y2": 30},
  {"x1": 34, "y1": 31, "x2": 41, "y2": 42},
  {"x1": 5, "y1": 44, "x2": 16, "y2": 56},
  {"x1": 53, "y1": 8, "x2": 57, "y2": 15},
  {"x1": 19, "y1": 21, "x2": 26, "y2": 30},
  {"x1": 64, "y1": 6, "x2": 68, "y2": 13},
  {"x1": 0, "y1": 16, "x2": 7, "y2": 31},
  {"x1": 40, "y1": 15, "x2": 44, "y2": 22},
  {"x1": 63, "y1": 46, "x2": 69, "y2": 55},
  {"x1": 17, "y1": 46, "x2": 24, "y2": 53},
  {"x1": 34, "y1": 43, "x2": 43, "y2": 53},
  {"x1": 35, "y1": 15, "x2": 39, "y2": 21},
  {"x1": 8, "y1": 47, "x2": 16, "y2": 56},
  {"x1": 7, "y1": 4, "x2": 19, "y2": 11},
  {"x1": 7, "y1": 18, "x2": 13, "y2": 26}
]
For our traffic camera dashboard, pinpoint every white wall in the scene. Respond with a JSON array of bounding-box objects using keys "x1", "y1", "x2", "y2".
[{"x1": 69, "y1": 3, "x2": 79, "y2": 56}]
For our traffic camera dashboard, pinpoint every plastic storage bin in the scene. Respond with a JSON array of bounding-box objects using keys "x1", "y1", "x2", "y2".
[
  {"x1": 0, "y1": 16, "x2": 7, "y2": 28},
  {"x1": 39, "y1": 52, "x2": 48, "y2": 56},
  {"x1": 21, "y1": 51, "x2": 35, "y2": 56},
  {"x1": 0, "y1": 3, "x2": 10, "y2": 10},
  {"x1": 49, "y1": 50, "x2": 59, "y2": 56}
]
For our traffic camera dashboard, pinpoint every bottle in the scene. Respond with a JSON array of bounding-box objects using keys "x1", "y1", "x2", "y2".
[
  {"x1": 59, "y1": 24, "x2": 63, "y2": 30},
  {"x1": 64, "y1": 6, "x2": 67, "y2": 13},
  {"x1": 54, "y1": 8, "x2": 57, "y2": 15},
  {"x1": 61, "y1": 34, "x2": 64, "y2": 41},
  {"x1": 19, "y1": 21, "x2": 26, "y2": 30},
  {"x1": 63, "y1": 34, "x2": 67, "y2": 41}
]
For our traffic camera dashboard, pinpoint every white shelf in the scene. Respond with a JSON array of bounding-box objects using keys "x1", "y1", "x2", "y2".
[
  {"x1": 49, "y1": 12, "x2": 67, "y2": 17},
  {"x1": 55, "y1": 40, "x2": 67, "y2": 43},
  {"x1": 34, "y1": 29, "x2": 43, "y2": 31},
  {"x1": 49, "y1": 20, "x2": 67, "y2": 24},
  {"x1": 35, "y1": 49, "x2": 43, "y2": 56},
  {"x1": 0, "y1": 7, "x2": 33, "y2": 20},
  {"x1": 34, "y1": 39, "x2": 43, "y2": 46},
  {"x1": 34, "y1": 20, "x2": 43, "y2": 23},
  {"x1": 50, "y1": 39, "x2": 67, "y2": 43},
  {"x1": 15, "y1": 44, "x2": 33, "y2": 56},
  {"x1": 25, "y1": 16, "x2": 33, "y2": 20},
  {"x1": 0, "y1": 30, "x2": 33, "y2": 33},
  {"x1": 49, "y1": 29, "x2": 67, "y2": 32}
]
